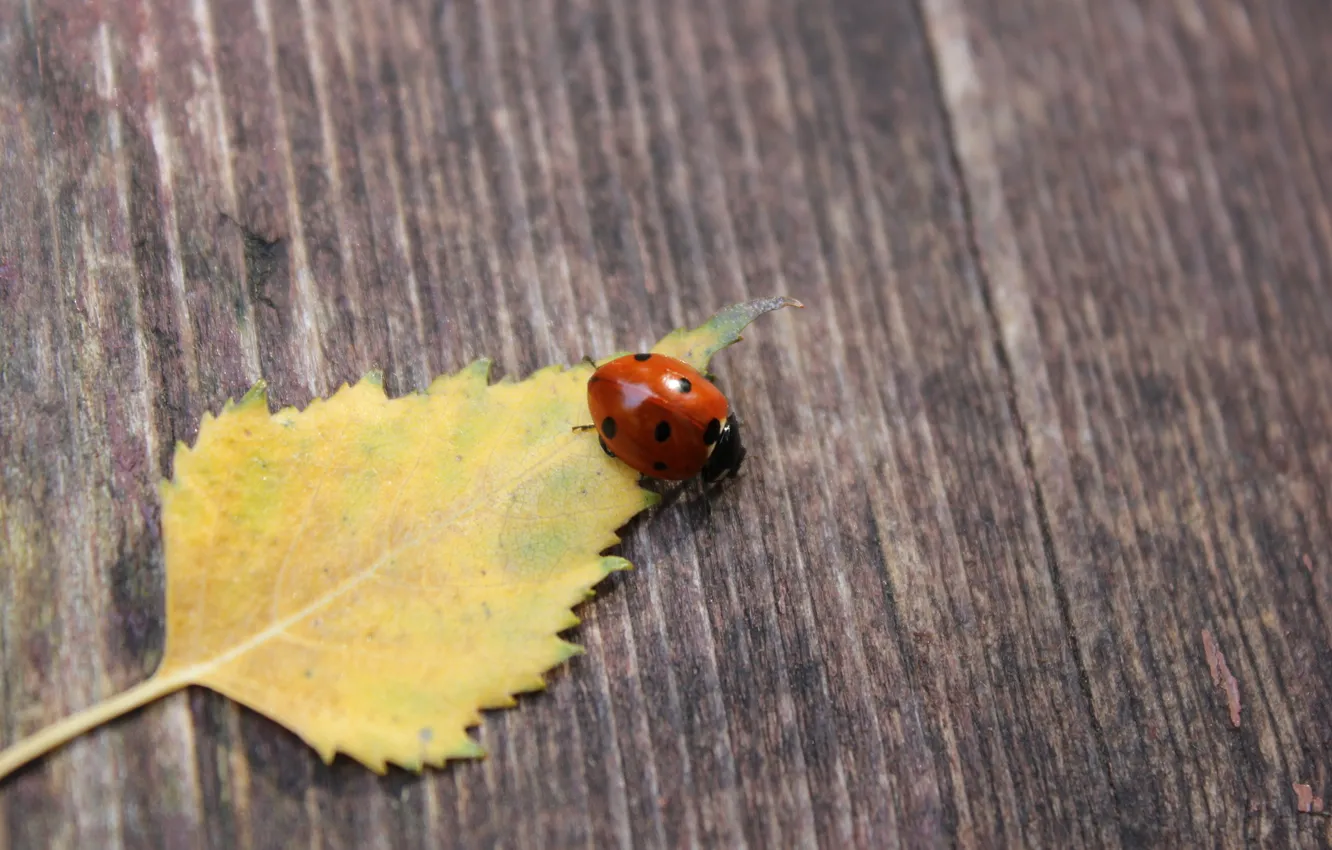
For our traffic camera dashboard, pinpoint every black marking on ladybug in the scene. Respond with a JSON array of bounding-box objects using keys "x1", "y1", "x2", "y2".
[
  {"x1": 653, "y1": 461, "x2": 668, "y2": 471},
  {"x1": 599, "y1": 436, "x2": 616, "y2": 458},
  {"x1": 634, "y1": 352, "x2": 652, "y2": 361},
  {"x1": 588, "y1": 374, "x2": 601, "y2": 384},
  {"x1": 703, "y1": 418, "x2": 721, "y2": 445},
  {"x1": 601, "y1": 416, "x2": 618, "y2": 439},
  {"x1": 674, "y1": 377, "x2": 692, "y2": 393},
  {"x1": 654, "y1": 421, "x2": 671, "y2": 442}
]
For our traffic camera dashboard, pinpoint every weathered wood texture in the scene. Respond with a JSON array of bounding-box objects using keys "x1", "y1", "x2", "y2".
[{"x1": 1, "y1": 0, "x2": 1329, "y2": 846}]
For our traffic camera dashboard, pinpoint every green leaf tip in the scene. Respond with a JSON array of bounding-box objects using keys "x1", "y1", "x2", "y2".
[
  {"x1": 651, "y1": 295, "x2": 803, "y2": 372},
  {"x1": 557, "y1": 640, "x2": 585, "y2": 661},
  {"x1": 239, "y1": 379, "x2": 270, "y2": 409},
  {"x1": 452, "y1": 737, "x2": 486, "y2": 760}
]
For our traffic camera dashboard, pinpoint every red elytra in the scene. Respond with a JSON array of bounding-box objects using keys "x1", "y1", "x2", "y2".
[{"x1": 585, "y1": 353, "x2": 745, "y2": 482}]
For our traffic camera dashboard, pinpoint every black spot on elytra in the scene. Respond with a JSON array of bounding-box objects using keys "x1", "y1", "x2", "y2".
[
  {"x1": 601, "y1": 416, "x2": 617, "y2": 439},
  {"x1": 655, "y1": 421, "x2": 671, "y2": 442},
  {"x1": 675, "y1": 377, "x2": 692, "y2": 393},
  {"x1": 653, "y1": 461, "x2": 668, "y2": 471},
  {"x1": 634, "y1": 352, "x2": 652, "y2": 361},
  {"x1": 599, "y1": 436, "x2": 615, "y2": 458},
  {"x1": 703, "y1": 418, "x2": 721, "y2": 445}
]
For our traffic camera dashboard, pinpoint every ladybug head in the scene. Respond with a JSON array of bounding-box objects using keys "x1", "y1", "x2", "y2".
[{"x1": 701, "y1": 416, "x2": 745, "y2": 484}]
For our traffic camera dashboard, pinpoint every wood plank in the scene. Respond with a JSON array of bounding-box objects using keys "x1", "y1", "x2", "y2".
[
  {"x1": 923, "y1": 0, "x2": 1332, "y2": 845},
  {"x1": 2, "y1": 0, "x2": 1329, "y2": 847}
]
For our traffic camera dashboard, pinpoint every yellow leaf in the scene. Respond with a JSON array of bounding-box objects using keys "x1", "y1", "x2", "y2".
[{"x1": 0, "y1": 296, "x2": 800, "y2": 779}]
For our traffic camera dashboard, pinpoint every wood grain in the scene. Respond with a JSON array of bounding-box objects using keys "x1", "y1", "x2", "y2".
[
  {"x1": 1, "y1": 0, "x2": 1328, "y2": 847},
  {"x1": 924, "y1": 0, "x2": 1332, "y2": 844}
]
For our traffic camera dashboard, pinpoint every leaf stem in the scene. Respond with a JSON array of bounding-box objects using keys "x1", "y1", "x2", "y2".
[{"x1": 0, "y1": 671, "x2": 193, "y2": 781}]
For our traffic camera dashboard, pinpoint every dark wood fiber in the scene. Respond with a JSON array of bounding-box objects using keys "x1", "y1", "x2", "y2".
[{"x1": 2, "y1": 0, "x2": 1331, "y2": 846}]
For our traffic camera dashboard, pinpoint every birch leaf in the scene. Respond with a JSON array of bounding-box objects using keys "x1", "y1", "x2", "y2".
[{"x1": 0, "y1": 296, "x2": 800, "y2": 779}]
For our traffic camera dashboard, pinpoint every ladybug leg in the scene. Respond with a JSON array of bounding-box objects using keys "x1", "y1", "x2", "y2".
[
  {"x1": 572, "y1": 424, "x2": 615, "y2": 457},
  {"x1": 579, "y1": 355, "x2": 598, "y2": 368}
]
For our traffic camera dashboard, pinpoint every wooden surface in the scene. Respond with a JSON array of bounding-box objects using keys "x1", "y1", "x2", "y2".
[{"x1": 2, "y1": 0, "x2": 1330, "y2": 846}]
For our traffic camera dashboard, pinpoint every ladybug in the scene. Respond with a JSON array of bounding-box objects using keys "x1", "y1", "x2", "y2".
[{"x1": 583, "y1": 352, "x2": 745, "y2": 483}]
